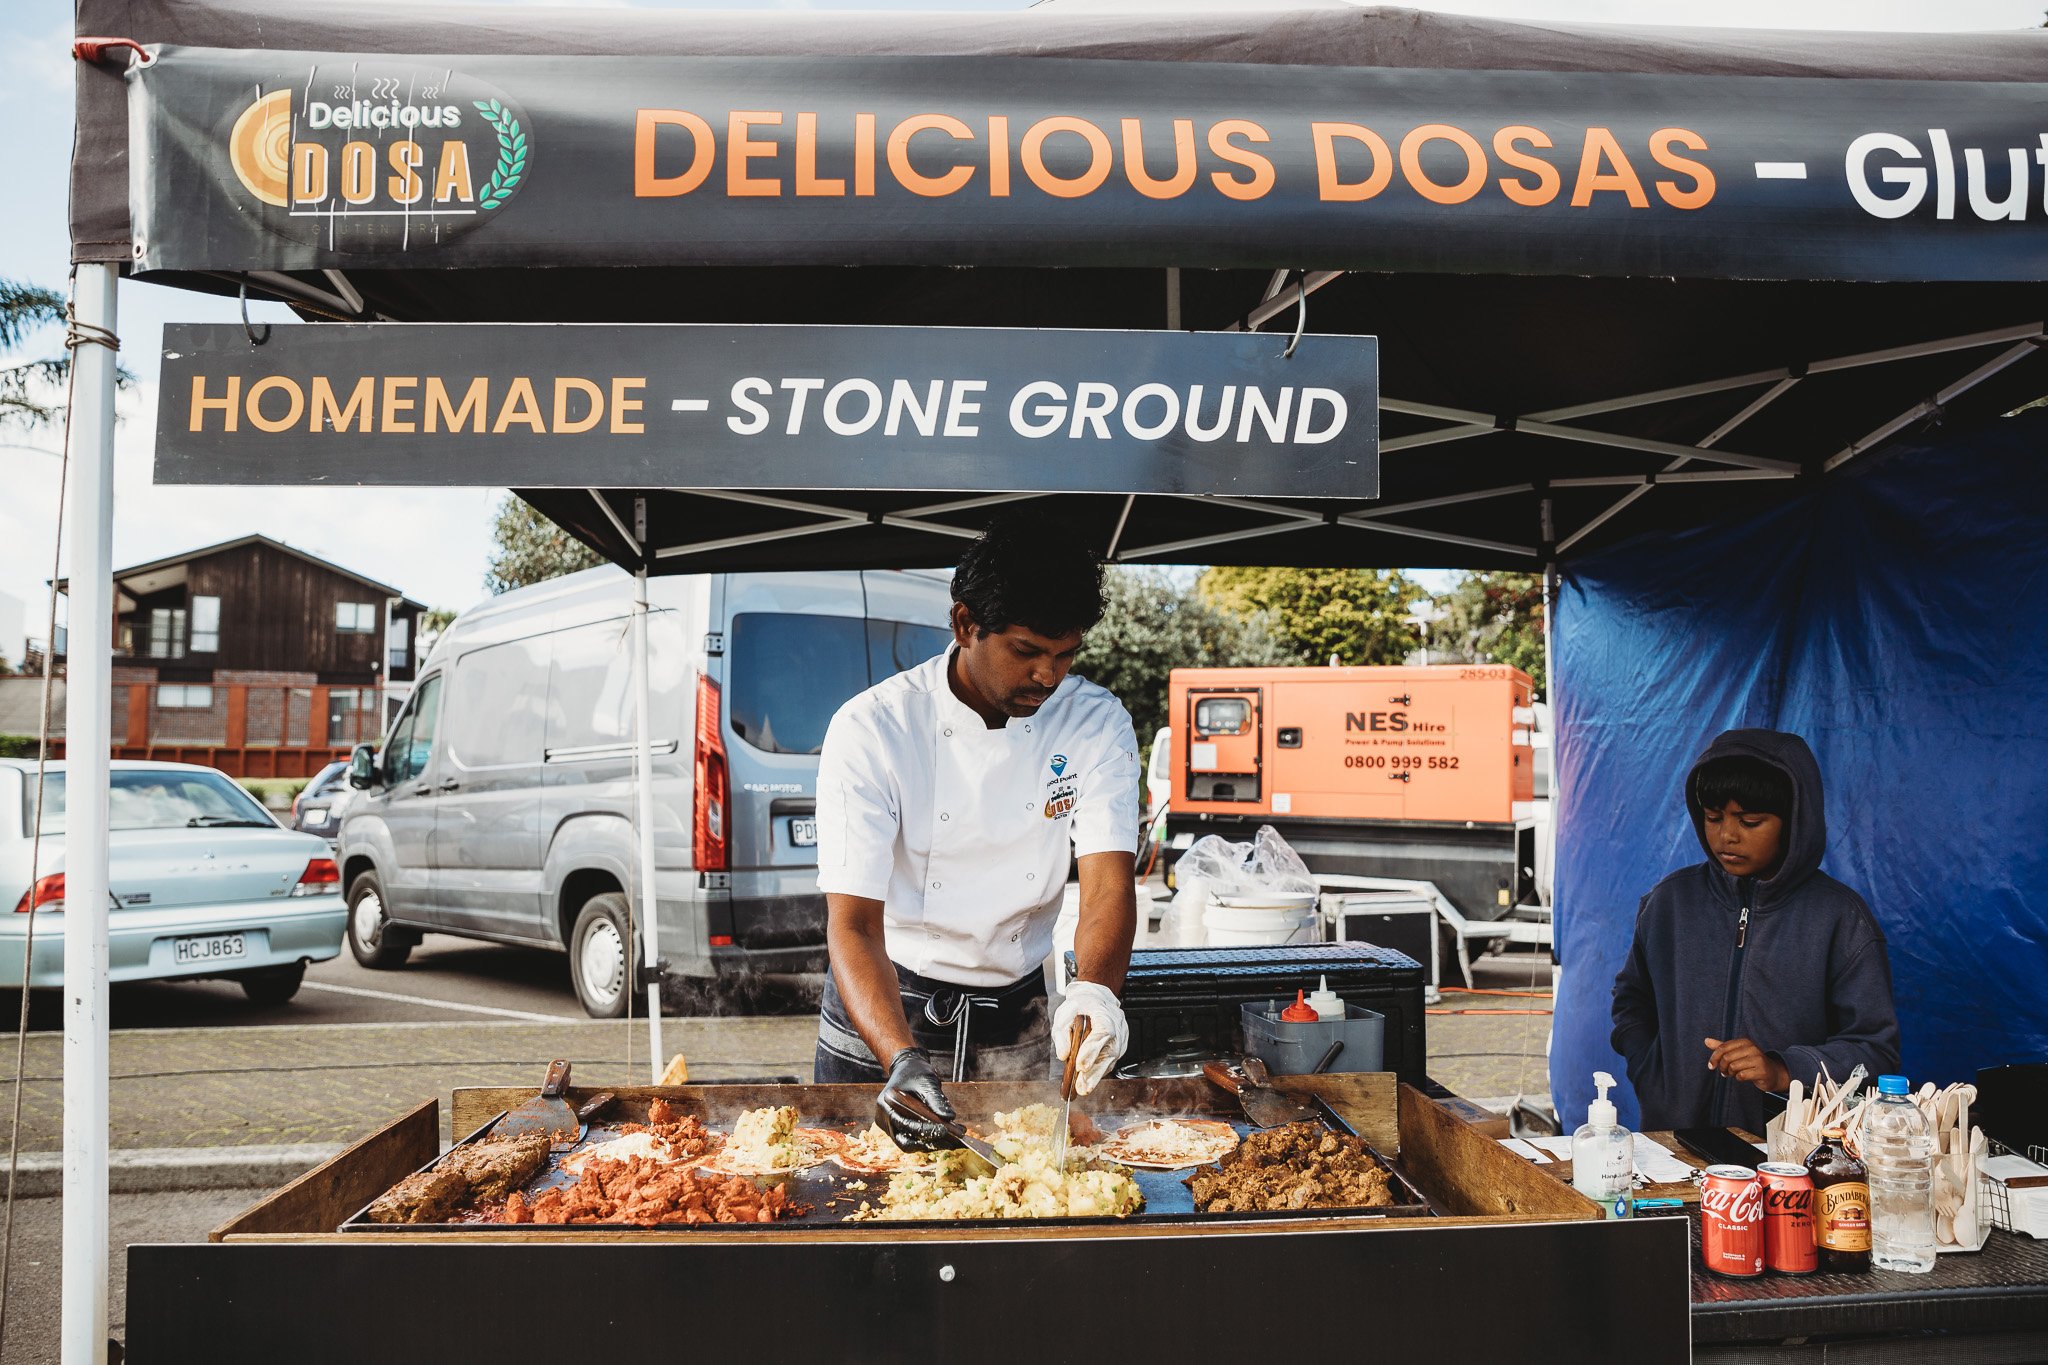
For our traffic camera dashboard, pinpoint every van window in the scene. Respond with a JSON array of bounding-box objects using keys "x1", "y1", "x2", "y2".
[
  {"x1": 446, "y1": 636, "x2": 548, "y2": 769},
  {"x1": 546, "y1": 618, "x2": 635, "y2": 751},
  {"x1": 729, "y1": 614, "x2": 871, "y2": 755},
  {"x1": 726, "y1": 614, "x2": 946, "y2": 756},
  {"x1": 867, "y1": 618, "x2": 951, "y2": 682},
  {"x1": 383, "y1": 674, "x2": 442, "y2": 783}
]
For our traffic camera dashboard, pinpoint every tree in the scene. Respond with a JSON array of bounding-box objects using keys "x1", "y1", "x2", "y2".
[
  {"x1": 0, "y1": 277, "x2": 135, "y2": 437},
  {"x1": 1075, "y1": 568, "x2": 1293, "y2": 743},
  {"x1": 1197, "y1": 565, "x2": 1424, "y2": 667},
  {"x1": 2, "y1": 278, "x2": 73, "y2": 436},
  {"x1": 485, "y1": 494, "x2": 603, "y2": 593},
  {"x1": 1435, "y1": 570, "x2": 1548, "y2": 696}
]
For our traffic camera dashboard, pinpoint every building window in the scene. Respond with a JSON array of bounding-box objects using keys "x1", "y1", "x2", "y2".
[
  {"x1": 147, "y1": 608, "x2": 187, "y2": 659},
  {"x1": 158, "y1": 685, "x2": 214, "y2": 709},
  {"x1": 326, "y1": 687, "x2": 377, "y2": 742},
  {"x1": 387, "y1": 617, "x2": 411, "y2": 671},
  {"x1": 336, "y1": 601, "x2": 377, "y2": 634},
  {"x1": 190, "y1": 595, "x2": 220, "y2": 653}
]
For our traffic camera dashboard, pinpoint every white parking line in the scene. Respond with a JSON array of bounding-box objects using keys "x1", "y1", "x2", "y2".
[{"x1": 300, "y1": 980, "x2": 577, "y2": 1024}]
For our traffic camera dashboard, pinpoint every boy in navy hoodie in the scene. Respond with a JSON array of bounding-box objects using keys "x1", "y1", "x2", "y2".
[{"x1": 1611, "y1": 729, "x2": 1901, "y2": 1133}]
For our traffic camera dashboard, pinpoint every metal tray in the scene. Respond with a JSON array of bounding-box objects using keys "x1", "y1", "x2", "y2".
[{"x1": 342, "y1": 1085, "x2": 1436, "y2": 1234}]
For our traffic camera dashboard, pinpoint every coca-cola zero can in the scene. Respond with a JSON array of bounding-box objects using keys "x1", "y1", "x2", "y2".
[
  {"x1": 1757, "y1": 1161, "x2": 1818, "y2": 1275},
  {"x1": 1699, "y1": 1164, "x2": 1765, "y2": 1278}
]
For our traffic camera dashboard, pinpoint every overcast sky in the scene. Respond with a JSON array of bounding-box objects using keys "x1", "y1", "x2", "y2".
[{"x1": 2, "y1": 0, "x2": 2042, "y2": 634}]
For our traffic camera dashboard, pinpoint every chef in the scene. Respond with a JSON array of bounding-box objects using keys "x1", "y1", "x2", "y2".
[{"x1": 813, "y1": 516, "x2": 1141, "y2": 1151}]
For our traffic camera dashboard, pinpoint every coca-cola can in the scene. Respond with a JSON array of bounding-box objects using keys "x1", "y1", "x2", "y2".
[
  {"x1": 1757, "y1": 1161, "x2": 1818, "y2": 1275},
  {"x1": 1699, "y1": 1164, "x2": 1765, "y2": 1278}
]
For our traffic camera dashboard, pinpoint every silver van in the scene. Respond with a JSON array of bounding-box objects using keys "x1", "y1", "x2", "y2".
[{"x1": 337, "y1": 566, "x2": 953, "y2": 1015}]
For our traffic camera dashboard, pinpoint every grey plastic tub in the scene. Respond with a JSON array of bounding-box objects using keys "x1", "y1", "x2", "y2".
[{"x1": 1241, "y1": 1000, "x2": 1386, "y2": 1075}]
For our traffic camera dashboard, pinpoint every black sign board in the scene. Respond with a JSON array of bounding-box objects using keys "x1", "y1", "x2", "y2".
[
  {"x1": 155, "y1": 323, "x2": 1378, "y2": 496},
  {"x1": 129, "y1": 46, "x2": 2048, "y2": 281}
]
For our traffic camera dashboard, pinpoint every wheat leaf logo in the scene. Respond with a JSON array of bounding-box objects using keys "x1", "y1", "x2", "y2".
[{"x1": 473, "y1": 100, "x2": 527, "y2": 211}]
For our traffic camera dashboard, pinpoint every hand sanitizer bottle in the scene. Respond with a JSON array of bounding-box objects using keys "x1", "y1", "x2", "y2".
[{"x1": 1573, "y1": 1071, "x2": 1635, "y2": 1220}]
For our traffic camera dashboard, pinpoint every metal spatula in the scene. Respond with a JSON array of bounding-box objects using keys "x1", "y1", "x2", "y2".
[
  {"x1": 495, "y1": 1058, "x2": 586, "y2": 1151},
  {"x1": 876, "y1": 1089, "x2": 1002, "y2": 1171},
  {"x1": 1053, "y1": 1017, "x2": 1090, "y2": 1169}
]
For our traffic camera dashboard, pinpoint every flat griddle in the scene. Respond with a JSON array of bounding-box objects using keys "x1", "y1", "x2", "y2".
[{"x1": 341, "y1": 1077, "x2": 1436, "y2": 1233}]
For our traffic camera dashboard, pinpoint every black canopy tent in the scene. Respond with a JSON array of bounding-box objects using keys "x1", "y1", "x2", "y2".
[
  {"x1": 57, "y1": 6, "x2": 2048, "y2": 1357},
  {"x1": 71, "y1": 0, "x2": 2048, "y2": 572}
]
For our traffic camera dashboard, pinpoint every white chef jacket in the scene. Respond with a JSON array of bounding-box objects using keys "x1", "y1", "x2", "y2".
[{"x1": 815, "y1": 650, "x2": 1140, "y2": 987}]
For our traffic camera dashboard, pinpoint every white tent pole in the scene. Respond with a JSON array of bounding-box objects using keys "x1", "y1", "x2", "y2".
[
  {"x1": 631, "y1": 509, "x2": 664, "y2": 1081},
  {"x1": 61, "y1": 262, "x2": 118, "y2": 1365}
]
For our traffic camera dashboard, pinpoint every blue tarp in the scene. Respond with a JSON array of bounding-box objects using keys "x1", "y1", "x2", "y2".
[{"x1": 1551, "y1": 411, "x2": 2048, "y2": 1132}]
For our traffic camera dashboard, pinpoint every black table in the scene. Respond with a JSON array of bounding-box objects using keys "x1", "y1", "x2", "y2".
[{"x1": 1670, "y1": 1211, "x2": 2048, "y2": 1362}]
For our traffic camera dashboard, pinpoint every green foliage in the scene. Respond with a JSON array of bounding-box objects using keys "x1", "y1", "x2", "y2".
[
  {"x1": 419, "y1": 607, "x2": 457, "y2": 636},
  {"x1": 485, "y1": 495, "x2": 603, "y2": 593},
  {"x1": 238, "y1": 777, "x2": 309, "y2": 811},
  {"x1": 1, "y1": 278, "x2": 70, "y2": 436},
  {"x1": 0, "y1": 735, "x2": 41, "y2": 760},
  {"x1": 0, "y1": 277, "x2": 134, "y2": 436},
  {"x1": 1075, "y1": 568, "x2": 1293, "y2": 742},
  {"x1": 1435, "y1": 571, "x2": 1548, "y2": 696},
  {"x1": 1197, "y1": 565, "x2": 1424, "y2": 667}
]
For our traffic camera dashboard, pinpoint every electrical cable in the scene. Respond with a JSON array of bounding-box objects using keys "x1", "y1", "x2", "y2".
[{"x1": 0, "y1": 275, "x2": 107, "y2": 1353}]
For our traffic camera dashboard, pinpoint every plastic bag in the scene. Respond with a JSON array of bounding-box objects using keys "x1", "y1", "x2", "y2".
[{"x1": 1171, "y1": 825, "x2": 1317, "y2": 898}]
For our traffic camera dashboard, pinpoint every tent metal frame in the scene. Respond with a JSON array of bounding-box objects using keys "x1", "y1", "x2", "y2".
[{"x1": 545, "y1": 308, "x2": 2046, "y2": 572}]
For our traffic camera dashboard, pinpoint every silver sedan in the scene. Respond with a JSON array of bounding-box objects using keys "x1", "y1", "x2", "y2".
[{"x1": 0, "y1": 759, "x2": 346, "y2": 1004}]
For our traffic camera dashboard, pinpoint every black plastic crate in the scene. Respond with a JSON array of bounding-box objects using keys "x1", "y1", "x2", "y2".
[{"x1": 1072, "y1": 943, "x2": 1428, "y2": 1084}]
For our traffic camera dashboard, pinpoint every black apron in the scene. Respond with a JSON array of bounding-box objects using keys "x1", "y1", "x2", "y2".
[{"x1": 814, "y1": 960, "x2": 1052, "y2": 1084}]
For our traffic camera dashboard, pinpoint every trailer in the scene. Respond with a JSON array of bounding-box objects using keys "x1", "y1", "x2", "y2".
[{"x1": 1164, "y1": 666, "x2": 1544, "y2": 969}]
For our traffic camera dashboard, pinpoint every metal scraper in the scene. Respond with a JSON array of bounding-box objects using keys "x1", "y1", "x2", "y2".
[
  {"x1": 495, "y1": 1058, "x2": 586, "y2": 1151},
  {"x1": 1203, "y1": 1057, "x2": 1319, "y2": 1128}
]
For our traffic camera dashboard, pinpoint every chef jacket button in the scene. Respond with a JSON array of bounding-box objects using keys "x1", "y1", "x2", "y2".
[
  {"x1": 1010, "y1": 932, "x2": 1020, "y2": 942},
  {"x1": 943, "y1": 727, "x2": 954, "y2": 737},
  {"x1": 940, "y1": 813, "x2": 949, "y2": 822},
  {"x1": 1026, "y1": 873, "x2": 1036, "y2": 881},
  {"x1": 931, "y1": 880, "x2": 942, "y2": 890}
]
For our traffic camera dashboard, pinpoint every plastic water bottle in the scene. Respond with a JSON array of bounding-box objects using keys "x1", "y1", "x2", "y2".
[{"x1": 1866, "y1": 1074, "x2": 1937, "y2": 1273}]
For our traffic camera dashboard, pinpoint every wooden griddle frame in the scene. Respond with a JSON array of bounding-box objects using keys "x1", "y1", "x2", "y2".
[{"x1": 333, "y1": 1079, "x2": 1435, "y2": 1233}]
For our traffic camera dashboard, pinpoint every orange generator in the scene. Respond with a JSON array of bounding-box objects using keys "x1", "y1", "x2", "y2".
[{"x1": 1165, "y1": 665, "x2": 1540, "y2": 922}]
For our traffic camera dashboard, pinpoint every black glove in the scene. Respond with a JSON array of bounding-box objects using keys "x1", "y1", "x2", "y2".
[{"x1": 877, "y1": 1047, "x2": 957, "y2": 1153}]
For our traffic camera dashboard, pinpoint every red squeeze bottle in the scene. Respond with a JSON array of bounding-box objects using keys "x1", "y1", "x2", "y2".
[{"x1": 1281, "y1": 990, "x2": 1319, "y2": 1023}]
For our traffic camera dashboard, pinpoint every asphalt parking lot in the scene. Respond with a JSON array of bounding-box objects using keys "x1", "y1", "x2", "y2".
[{"x1": 12, "y1": 935, "x2": 593, "y2": 1032}]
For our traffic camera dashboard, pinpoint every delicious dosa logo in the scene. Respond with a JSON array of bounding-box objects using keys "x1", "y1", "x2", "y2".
[{"x1": 223, "y1": 64, "x2": 530, "y2": 251}]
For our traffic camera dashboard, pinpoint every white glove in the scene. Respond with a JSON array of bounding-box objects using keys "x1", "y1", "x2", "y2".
[{"x1": 1053, "y1": 980, "x2": 1128, "y2": 1097}]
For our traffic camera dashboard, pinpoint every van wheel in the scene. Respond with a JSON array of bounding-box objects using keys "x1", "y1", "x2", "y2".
[
  {"x1": 570, "y1": 892, "x2": 633, "y2": 1019},
  {"x1": 347, "y1": 872, "x2": 415, "y2": 969},
  {"x1": 239, "y1": 962, "x2": 305, "y2": 1005}
]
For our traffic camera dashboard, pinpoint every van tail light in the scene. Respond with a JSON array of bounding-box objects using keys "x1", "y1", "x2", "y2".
[
  {"x1": 14, "y1": 873, "x2": 64, "y2": 914},
  {"x1": 291, "y1": 858, "x2": 341, "y2": 897},
  {"x1": 694, "y1": 674, "x2": 729, "y2": 873}
]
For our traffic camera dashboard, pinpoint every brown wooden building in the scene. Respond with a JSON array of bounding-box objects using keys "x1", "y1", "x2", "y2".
[{"x1": 54, "y1": 535, "x2": 425, "y2": 776}]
